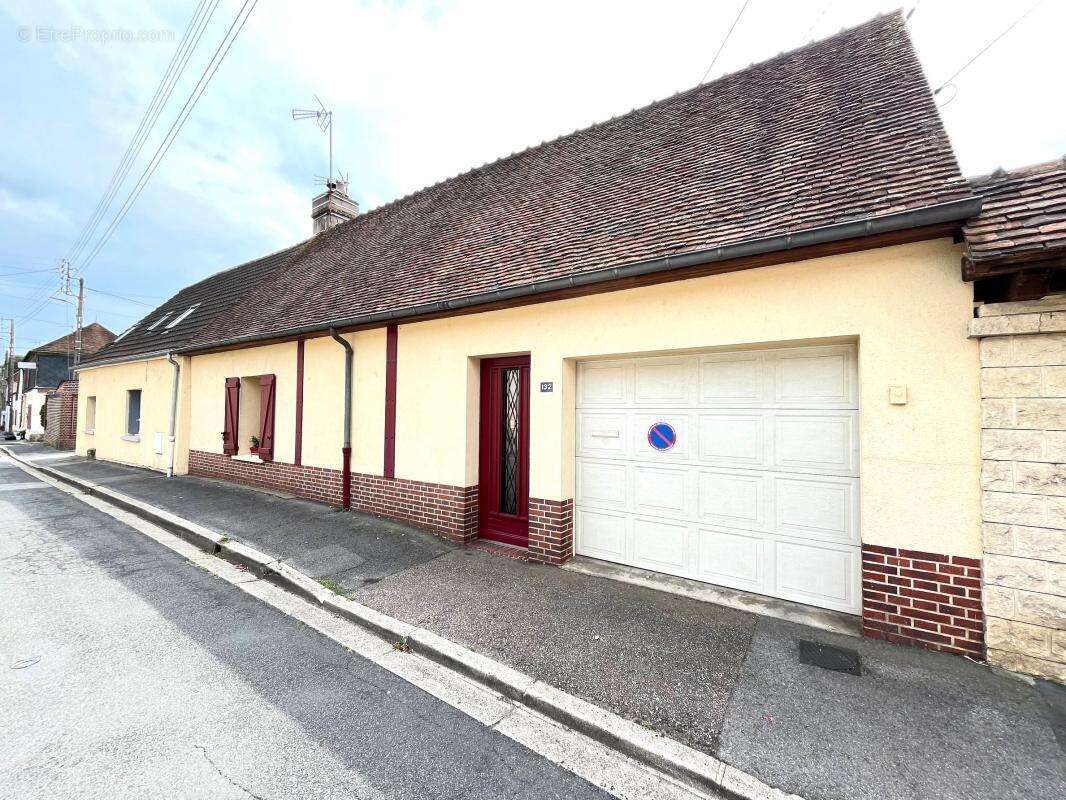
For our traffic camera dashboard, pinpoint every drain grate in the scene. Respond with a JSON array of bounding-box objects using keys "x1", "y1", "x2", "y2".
[{"x1": 798, "y1": 640, "x2": 862, "y2": 676}]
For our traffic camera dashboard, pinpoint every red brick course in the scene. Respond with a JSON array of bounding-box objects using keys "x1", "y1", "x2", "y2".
[
  {"x1": 188, "y1": 450, "x2": 479, "y2": 543},
  {"x1": 528, "y1": 498, "x2": 574, "y2": 565},
  {"x1": 861, "y1": 544, "x2": 985, "y2": 659},
  {"x1": 187, "y1": 450, "x2": 576, "y2": 565}
]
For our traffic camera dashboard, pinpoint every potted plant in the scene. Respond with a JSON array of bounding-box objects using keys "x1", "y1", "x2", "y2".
[{"x1": 249, "y1": 435, "x2": 260, "y2": 456}]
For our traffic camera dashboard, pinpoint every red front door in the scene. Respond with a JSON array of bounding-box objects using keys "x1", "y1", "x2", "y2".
[{"x1": 478, "y1": 356, "x2": 530, "y2": 547}]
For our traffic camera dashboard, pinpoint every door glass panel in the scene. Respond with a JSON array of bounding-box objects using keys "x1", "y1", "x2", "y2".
[{"x1": 500, "y1": 368, "x2": 520, "y2": 515}]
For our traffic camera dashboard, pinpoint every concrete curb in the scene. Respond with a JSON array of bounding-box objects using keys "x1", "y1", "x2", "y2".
[{"x1": 1, "y1": 446, "x2": 801, "y2": 800}]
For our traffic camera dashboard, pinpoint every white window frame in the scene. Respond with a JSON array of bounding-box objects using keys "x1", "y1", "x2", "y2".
[
  {"x1": 145, "y1": 313, "x2": 171, "y2": 332},
  {"x1": 85, "y1": 395, "x2": 96, "y2": 434},
  {"x1": 123, "y1": 388, "x2": 141, "y2": 441},
  {"x1": 165, "y1": 303, "x2": 200, "y2": 329}
]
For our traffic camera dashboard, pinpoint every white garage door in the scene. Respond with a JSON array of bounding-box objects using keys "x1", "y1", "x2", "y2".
[{"x1": 575, "y1": 344, "x2": 861, "y2": 614}]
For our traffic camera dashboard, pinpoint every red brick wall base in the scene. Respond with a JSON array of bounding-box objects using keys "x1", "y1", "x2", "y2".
[
  {"x1": 861, "y1": 544, "x2": 984, "y2": 659},
  {"x1": 188, "y1": 451, "x2": 572, "y2": 564},
  {"x1": 529, "y1": 498, "x2": 574, "y2": 565}
]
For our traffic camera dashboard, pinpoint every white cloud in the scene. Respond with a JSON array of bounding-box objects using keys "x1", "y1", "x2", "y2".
[
  {"x1": 3, "y1": 0, "x2": 1064, "y2": 351},
  {"x1": 0, "y1": 186, "x2": 69, "y2": 225}
]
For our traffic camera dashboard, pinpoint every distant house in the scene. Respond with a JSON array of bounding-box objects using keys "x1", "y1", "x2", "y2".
[{"x1": 16, "y1": 323, "x2": 115, "y2": 439}]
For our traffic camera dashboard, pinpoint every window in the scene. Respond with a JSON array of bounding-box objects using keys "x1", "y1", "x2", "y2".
[
  {"x1": 85, "y1": 396, "x2": 96, "y2": 433},
  {"x1": 145, "y1": 313, "x2": 171, "y2": 332},
  {"x1": 166, "y1": 304, "x2": 200, "y2": 329},
  {"x1": 223, "y1": 374, "x2": 276, "y2": 461},
  {"x1": 114, "y1": 325, "x2": 136, "y2": 342},
  {"x1": 126, "y1": 390, "x2": 141, "y2": 436}
]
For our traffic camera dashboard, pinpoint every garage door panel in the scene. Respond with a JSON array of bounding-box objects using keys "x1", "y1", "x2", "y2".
[
  {"x1": 577, "y1": 460, "x2": 628, "y2": 509},
  {"x1": 634, "y1": 357, "x2": 695, "y2": 406},
  {"x1": 579, "y1": 362, "x2": 628, "y2": 406},
  {"x1": 633, "y1": 465, "x2": 688, "y2": 517},
  {"x1": 576, "y1": 509, "x2": 628, "y2": 561},
  {"x1": 578, "y1": 412, "x2": 628, "y2": 457},
  {"x1": 634, "y1": 413, "x2": 691, "y2": 460},
  {"x1": 773, "y1": 347, "x2": 855, "y2": 407},
  {"x1": 697, "y1": 470, "x2": 766, "y2": 530},
  {"x1": 697, "y1": 412, "x2": 768, "y2": 468},
  {"x1": 695, "y1": 527, "x2": 763, "y2": 592},
  {"x1": 773, "y1": 539, "x2": 860, "y2": 613},
  {"x1": 698, "y1": 354, "x2": 763, "y2": 406},
  {"x1": 773, "y1": 411, "x2": 858, "y2": 474},
  {"x1": 772, "y1": 475, "x2": 858, "y2": 543},
  {"x1": 576, "y1": 343, "x2": 860, "y2": 615},
  {"x1": 631, "y1": 517, "x2": 688, "y2": 573}
]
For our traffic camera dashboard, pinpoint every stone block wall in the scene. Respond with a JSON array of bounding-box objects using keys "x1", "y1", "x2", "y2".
[{"x1": 972, "y1": 295, "x2": 1066, "y2": 682}]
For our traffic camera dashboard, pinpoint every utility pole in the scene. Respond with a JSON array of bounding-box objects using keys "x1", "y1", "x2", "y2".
[
  {"x1": 2, "y1": 318, "x2": 13, "y2": 433},
  {"x1": 74, "y1": 278, "x2": 84, "y2": 367}
]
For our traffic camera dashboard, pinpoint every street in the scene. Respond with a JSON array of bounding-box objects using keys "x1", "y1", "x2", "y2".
[{"x1": 0, "y1": 456, "x2": 615, "y2": 800}]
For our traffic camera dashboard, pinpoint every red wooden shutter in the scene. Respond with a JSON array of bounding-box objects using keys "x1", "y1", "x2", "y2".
[
  {"x1": 223, "y1": 378, "x2": 240, "y2": 455},
  {"x1": 259, "y1": 374, "x2": 276, "y2": 462}
]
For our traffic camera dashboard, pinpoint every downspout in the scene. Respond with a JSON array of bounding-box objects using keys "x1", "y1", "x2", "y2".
[
  {"x1": 165, "y1": 352, "x2": 180, "y2": 478},
  {"x1": 329, "y1": 328, "x2": 353, "y2": 510}
]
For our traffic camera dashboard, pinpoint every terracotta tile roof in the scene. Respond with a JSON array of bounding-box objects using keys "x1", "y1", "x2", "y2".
[
  {"x1": 30, "y1": 322, "x2": 115, "y2": 356},
  {"x1": 81, "y1": 242, "x2": 310, "y2": 365},
  {"x1": 188, "y1": 12, "x2": 969, "y2": 348},
  {"x1": 87, "y1": 12, "x2": 975, "y2": 361},
  {"x1": 963, "y1": 158, "x2": 1066, "y2": 269}
]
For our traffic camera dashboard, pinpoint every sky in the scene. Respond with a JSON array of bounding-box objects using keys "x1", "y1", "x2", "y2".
[{"x1": 1, "y1": 0, "x2": 1063, "y2": 354}]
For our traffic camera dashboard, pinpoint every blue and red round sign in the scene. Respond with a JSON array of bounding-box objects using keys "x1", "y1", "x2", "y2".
[{"x1": 647, "y1": 421, "x2": 677, "y2": 451}]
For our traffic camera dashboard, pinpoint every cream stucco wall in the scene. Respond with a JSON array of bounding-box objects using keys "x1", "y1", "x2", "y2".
[
  {"x1": 185, "y1": 330, "x2": 387, "y2": 474},
  {"x1": 393, "y1": 238, "x2": 981, "y2": 557},
  {"x1": 75, "y1": 355, "x2": 190, "y2": 473},
  {"x1": 188, "y1": 342, "x2": 299, "y2": 462},
  {"x1": 78, "y1": 237, "x2": 981, "y2": 559}
]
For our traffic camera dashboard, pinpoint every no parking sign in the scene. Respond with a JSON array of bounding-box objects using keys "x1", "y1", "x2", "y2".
[{"x1": 647, "y1": 421, "x2": 677, "y2": 451}]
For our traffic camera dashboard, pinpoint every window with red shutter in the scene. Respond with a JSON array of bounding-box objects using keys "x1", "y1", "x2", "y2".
[
  {"x1": 258, "y1": 374, "x2": 276, "y2": 462},
  {"x1": 223, "y1": 377, "x2": 240, "y2": 455}
]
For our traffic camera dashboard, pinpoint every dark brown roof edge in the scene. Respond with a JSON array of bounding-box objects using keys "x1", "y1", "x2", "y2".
[{"x1": 172, "y1": 195, "x2": 981, "y2": 356}]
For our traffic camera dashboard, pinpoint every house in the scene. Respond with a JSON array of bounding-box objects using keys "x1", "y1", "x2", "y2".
[
  {"x1": 72, "y1": 14, "x2": 1066, "y2": 680},
  {"x1": 15, "y1": 323, "x2": 114, "y2": 439},
  {"x1": 960, "y1": 158, "x2": 1066, "y2": 681}
]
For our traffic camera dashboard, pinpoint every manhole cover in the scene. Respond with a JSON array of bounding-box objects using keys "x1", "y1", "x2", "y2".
[{"x1": 798, "y1": 640, "x2": 861, "y2": 676}]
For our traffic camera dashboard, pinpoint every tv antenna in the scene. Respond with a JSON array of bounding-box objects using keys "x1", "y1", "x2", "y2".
[{"x1": 292, "y1": 95, "x2": 334, "y2": 183}]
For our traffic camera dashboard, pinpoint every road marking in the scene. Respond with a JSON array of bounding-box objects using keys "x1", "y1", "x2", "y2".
[{"x1": 1, "y1": 452, "x2": 723, "y2": 800}]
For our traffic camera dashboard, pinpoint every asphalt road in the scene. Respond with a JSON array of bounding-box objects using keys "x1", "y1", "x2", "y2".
[{"x1": 0, "y1": 456, "x2": 612, "y2": 800}]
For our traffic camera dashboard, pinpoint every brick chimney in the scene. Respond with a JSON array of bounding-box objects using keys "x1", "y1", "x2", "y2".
[{"x1": 311, "y1": 178, "x2": 359, "y2": 234}]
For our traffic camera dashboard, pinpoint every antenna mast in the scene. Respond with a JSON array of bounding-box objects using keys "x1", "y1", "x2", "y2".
[{"x1": 292, "y1": 95, "x2": 334, "y2": 183}]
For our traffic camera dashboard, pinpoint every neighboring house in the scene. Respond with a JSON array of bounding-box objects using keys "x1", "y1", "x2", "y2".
[
  {"x1": 17, "y1": 323, "x2": 115, "y2": 439},
  {"x1": 73, "y1": 14, "x2": 1064, "y2": 680},
  {"x1": 961, "y1": 158, "x2": 1066, "y2": 681}
]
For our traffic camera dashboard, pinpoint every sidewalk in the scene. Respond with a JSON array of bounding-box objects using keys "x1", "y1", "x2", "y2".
[{"x1": 4, "y1": 443, "x2": 1064, "y2": 800}]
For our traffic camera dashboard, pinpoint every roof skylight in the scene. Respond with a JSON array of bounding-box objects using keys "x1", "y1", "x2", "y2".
[
  {"x1": 165, "y1": 304, "x2": 200, "y2": 329},
  {"x1": 113, "y1": 325, "x2": 136, "y2": 342},
  {"x1": 145, "y1": 313, "x2": 172, "y2": 332}
]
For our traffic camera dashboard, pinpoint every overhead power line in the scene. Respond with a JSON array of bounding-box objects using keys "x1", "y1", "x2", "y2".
[
  {"x1": 64, "y1": 0, "x2": 220, "y2": 268},
  {"x1": 15, "y1": 3, "x2": 219, "y2": 329},
  {"x1": 75, "y1": 0, "x2": 260, "y2": 276},
  {"x1": 934, "y1": 0, "x2": 1045, "y2": 95},
  {"x1": 697, "y1": 0, "x2": 752, "y2": 85},
  {"x1": 85, "y1": 287, "x2": 161, "y2": 307}
]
